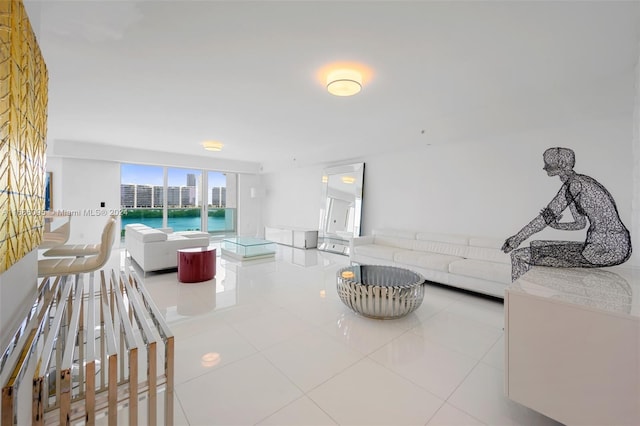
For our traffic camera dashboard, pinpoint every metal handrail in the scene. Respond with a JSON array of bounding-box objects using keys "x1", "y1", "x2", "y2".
[{"x1": 3, "y1": 268, "x2": 174, "y2": 426}]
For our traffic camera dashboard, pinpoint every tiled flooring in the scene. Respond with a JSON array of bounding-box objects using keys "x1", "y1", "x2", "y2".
[{"x1": 123, "y1": 244, "x2": 561, "y2": 426}]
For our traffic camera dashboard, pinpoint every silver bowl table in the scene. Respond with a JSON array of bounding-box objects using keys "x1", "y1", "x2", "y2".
[{"x1": 336, "y1": 265, "x2": 426, "y2": 319}]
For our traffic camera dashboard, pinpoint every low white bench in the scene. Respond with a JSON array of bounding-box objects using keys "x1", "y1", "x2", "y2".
[{"x1": 264, "y1": 226, "x2": 318, "y2": 249}]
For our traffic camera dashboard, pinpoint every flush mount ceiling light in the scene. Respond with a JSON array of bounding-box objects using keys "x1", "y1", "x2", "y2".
[
  {"x1": 202, "y1": 140, "x2": 223, "y2": 151},
  {"x1": 318, "y1": 62, "x2": 372, "y2": 97},
  {"x1": 341, "y1": 175, "x2": 356, "y2": 184},
  {"x1": 326, "y1": 69, "x2": 362, "y2": 96}
]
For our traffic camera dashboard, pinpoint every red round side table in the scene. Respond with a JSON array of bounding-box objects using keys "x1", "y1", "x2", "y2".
[{"x1": 177, "y1": 246, "x2": 216, "y2": 283}]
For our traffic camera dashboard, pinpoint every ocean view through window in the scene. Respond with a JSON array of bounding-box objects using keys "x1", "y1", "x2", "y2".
[{"x1": 120, "y1": 164, "x2": 234, "y2": 235}]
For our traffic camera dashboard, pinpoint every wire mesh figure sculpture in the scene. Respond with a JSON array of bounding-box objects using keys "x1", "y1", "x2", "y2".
[{"x1": 502, "y1": 147, "x2": 631, "y2": 281}]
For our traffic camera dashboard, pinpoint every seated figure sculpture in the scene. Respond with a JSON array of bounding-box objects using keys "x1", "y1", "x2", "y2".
[{"x1": 502, "y1": 147, "x2": 631, "y2": 281}]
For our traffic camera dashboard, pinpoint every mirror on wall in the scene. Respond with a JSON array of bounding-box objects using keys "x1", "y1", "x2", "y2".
[{"x1": 318, "y1": 162, "x2": 365, "y2": 255}]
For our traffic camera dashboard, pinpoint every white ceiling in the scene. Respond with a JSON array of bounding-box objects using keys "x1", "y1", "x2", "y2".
[{"x1": 25, "y1": 1, "x2": 640, "y2": 172}]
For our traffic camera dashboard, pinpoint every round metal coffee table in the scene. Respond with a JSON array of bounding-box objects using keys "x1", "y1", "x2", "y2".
[{"x1": 336, "y1": 265, "x2": 425, "y2": 319}]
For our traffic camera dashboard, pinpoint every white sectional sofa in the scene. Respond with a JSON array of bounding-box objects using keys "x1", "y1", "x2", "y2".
[
  {"x1": 350, "y1": 229, "x2": 512, "y2": 298},
  {"x1": 125, "y1": 224, "x2": 210, "y2": 273}
]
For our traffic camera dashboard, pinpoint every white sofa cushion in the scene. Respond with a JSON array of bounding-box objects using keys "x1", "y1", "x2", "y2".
[
  {"x1": 353, "y1": 243, "x2": 400, "y2": 261},
  {"x1": 468, "y1": 236, "x2": 503, "y2": 249},
  {"x1": 448, "y1": 259, "x2": 512, "y2": 284},
  {"x1": 125, "y1": 223, "x2": 148, "y2": 229},
  {"x1": 465, "y1": 245, "x2": 510, "y2": 264},
  {"x1": 137, "y1": 229, "x2": 168, "y2": 242},
  {"x1": 374, "y1": 236, "x2": 415, "y2": 249},
  {"x1": 175, "y1": 230, "x2": 210, "y2": 239},
  {"x1": 413, "y1": 239, "x2": 470, "y2": 258},
  {"x1": 373, "y1": 229, "x2": 417, "y2": 240},
  {"x1": 394, "y1": 250, "x2": 462, "y2": 273},
  {"x1": 416, "y1": 232, "x2": 468, "y2": 245}
]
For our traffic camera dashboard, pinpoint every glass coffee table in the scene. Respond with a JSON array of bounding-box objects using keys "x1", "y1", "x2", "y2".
[{"x1": 221, "y1": 237, "x2": 276, "y2": 260}]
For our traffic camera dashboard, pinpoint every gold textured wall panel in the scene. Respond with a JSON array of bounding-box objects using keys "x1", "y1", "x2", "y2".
[{"x1": 0, "y1": 0, "x2": 48, "y2": 273}]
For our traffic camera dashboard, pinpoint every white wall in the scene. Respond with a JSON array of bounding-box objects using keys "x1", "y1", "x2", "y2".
[
  {"x1": 47, "y1": 157, "x2": 122, "y2": 246},
  {"x1": 52, "y1": 140, "x2": 260, "y2": 174},
  {"x1": 237, "y1": 173, "x2": 263, "y2": 237},
  {"x1": 46, "y1": 156, "x2": 63, "y2": 210},
  {"x1": 262, "y1": 115, "x2": 638, "y2": 266},
  {"x1": 367, "y1": 117, "x2": 632, "y2": 235},
  {"x1": 261, "y1": 165, "x2": 325, "y2": 231}
]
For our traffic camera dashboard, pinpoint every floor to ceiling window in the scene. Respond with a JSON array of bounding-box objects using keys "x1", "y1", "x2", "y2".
[
  {"x1": 167, "y1": 167, "x2": 202, "y2": 231},
  {"x1": 120, "y1": 164, "x2": 236, "y2": 236},
  {"x1": 208, "y1": 171, "x2": 230, "y2": 232},
  {"x1": 120, "y1": 164, "x2": 164, "y2": 234}
]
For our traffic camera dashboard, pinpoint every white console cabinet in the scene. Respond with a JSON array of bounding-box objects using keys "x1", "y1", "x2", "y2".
[
  {"x1": 505, "y1": 266, "x2": 639, "y2": 426},
  {"x1": 264, "y1": 226, "x2": 318, "y2": 249}
]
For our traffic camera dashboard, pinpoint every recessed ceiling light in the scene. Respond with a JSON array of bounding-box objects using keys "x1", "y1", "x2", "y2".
[{"x1": 202, "y1": 140, "x2": 223, "y2": 151}]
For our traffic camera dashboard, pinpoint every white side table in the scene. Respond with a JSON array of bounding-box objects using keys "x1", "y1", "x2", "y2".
[
  {"x1": 504, "y1": 266, "x2": 639, "y2": 425},
  {"x1": 264, "y1": 226, "x2": 318, "y2": 249}
]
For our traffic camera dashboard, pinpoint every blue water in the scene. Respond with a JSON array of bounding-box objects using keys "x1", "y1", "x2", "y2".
[{"x1": 121, "y1": 216, "x2": 229, "y2": 232}]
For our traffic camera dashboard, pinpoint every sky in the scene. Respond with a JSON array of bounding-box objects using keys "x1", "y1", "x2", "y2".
[{"x1": 121, "y1": 164, "x2": 226, "y2": 187}]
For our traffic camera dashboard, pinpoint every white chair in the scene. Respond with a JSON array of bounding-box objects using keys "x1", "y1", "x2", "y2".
[
  {"x1": 42, "y1": 243, "x2": 100, "y2": 258},
  {"x1": 38, "y1": 216, "x2": 117, "y2": 277},
  {"x1": 40, "y1": 215, "x2": 71, "y2": 248}
]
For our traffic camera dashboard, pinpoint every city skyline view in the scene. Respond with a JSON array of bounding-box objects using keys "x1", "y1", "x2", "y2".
[
  {"x1": 121, "y1": 164, "x2": 227, "y2": 206},
  {"x1": 121, "y1": 163, "x2": 227, "y2": 188},
  {"x1": 119, "y1": 163, "x2": 233, "y2": 233}
]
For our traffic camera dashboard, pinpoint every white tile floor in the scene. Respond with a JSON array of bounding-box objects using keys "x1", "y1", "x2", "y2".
[{"x1": 120, "y1": 244, "x2": 562, "y2": 426}]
